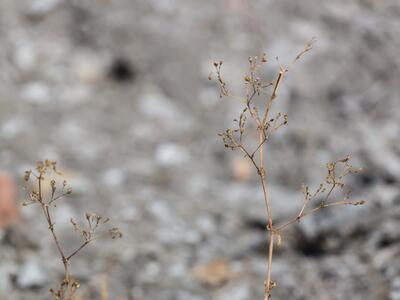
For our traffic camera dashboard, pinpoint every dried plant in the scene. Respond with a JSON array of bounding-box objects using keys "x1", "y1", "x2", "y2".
[
  {"x1": 23, "y1": 160, "x2": 122, "y2": 300},
  {"x1": 210, "y1": 39, "x2": 365, "y2": 299}
]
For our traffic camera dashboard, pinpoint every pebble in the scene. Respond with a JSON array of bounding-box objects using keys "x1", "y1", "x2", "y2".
[
  {"x1": 215, "y1": 282, "x2": 251, "y2": 300},
  {"x1": 16, "y1": 258, "x2": 46, "y2": 289},
  {"x1": 0, "y1": 118, "x2": 27, "y2": 139},
  {"x1": 0, "y1": 261, "x2": 15, "y2": 295},
  {"x1": 390, "y1": 277, "x2": 400, "y2": 300},
  {"x1": 13, "y1": 40, "x2": 36, "y2": 71},
  {"x1": 0, "y1": 174, "x2": 19, "y2": 229},
  {"x1": 74, "y1": 53, "x2": 105, "y2": 83},
  {"x1": 139, "y1": 89, "x2": 179, "y2": 123},
  {"x1": 154, "y1": 143, "x2": 189, "y2": 167},
  {"x1": 101, "y1": 168, "x2": 126, "y2": 187},
  {"x1": 27, "y1": 0, "x2": 61, "y2": 19},
  {"x1": 20, "y1": 82, "x2": 51, "y2": 104}
]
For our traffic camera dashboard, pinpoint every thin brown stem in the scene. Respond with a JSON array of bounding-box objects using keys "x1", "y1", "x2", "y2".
[
  {"x1": 276, "y1": 200, "x2": 364, "y2": 232},
  {"x1": 262, "y1": 70, "x2": 284, "y2": 127},
  {"x1": 67, "y1": 240, "x2": 90, "y2": 261}
]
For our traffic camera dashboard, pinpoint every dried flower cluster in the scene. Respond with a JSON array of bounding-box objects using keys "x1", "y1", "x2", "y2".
[
  {"x1": 210, "y1": 39, "x2": 365, "y2": 299},
  {"x1": 23, "y1": 160, "x2": 122, "y2": 300}
]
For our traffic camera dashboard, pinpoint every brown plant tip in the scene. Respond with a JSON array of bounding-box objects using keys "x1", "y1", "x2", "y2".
[
  {"x1": 352, "y1": 200, "x2": 366, "y2": 206},
  {"x1": 109, "y1": 227, "x2": 123, "y2": 239}
]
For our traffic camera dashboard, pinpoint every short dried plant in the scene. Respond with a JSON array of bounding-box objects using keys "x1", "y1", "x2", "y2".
[
  {"x1": 23, "y1": 160, "x2": 122, "y2": 300},
  {"x1": 209, "y1": 39, "x2": 365, "y2": 299}
]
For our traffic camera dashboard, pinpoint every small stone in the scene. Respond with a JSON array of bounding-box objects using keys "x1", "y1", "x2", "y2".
[
  {"x1": 108, "y1": 57, "x2": 136, "y2": 83},
  {"x1": 168, "y1": 262, "x2": 187, "y2": 278},
  {"x1": 176, "y1": 291, "x2": 204, "y2": 300},
  {"x1": 196, "y1": 215, "x2": 216, "y2": 234},
  {"x1": 14, "y1": 40, "x2": 36, "y2": 71},
  {"x1": 148, "y1": 201, "x2": 172, "y2": 223},
  {"x1": 20, "y1": 82, "x2": 50, "y2": 104},
  {"x1": 390, "y1": 277, "x2": 400, "y2": 300},
  {"x1": 139, "y1": 90, "x2": 179, "y2": 123},
  {"x1": 154, "y1": 143, "x2": 189, "y2": 167},
  {"x1": 27, "y1": 0, "x2": 61, "y2": 19},
  {"x1": 131, "y1": 286, "x2": 144, "y2": 299},
  {"x1": 185, "y1": 230, "x2": 202, "y2": 244},
  {"x1": 150, "y1": 0, "x2": 177, "y2": 13},
  {"x1": 215, "y1": 282, "x2": 251, "y2": 300},
  {"x1": 0, "y1": 118, "x2": 27, "y2": 139},
  {"x1": 0, "y1": 261, "x2": 16, "y2": 294},
  {"x1": 0, "y1": 174, "x2": 19, "y2": 229},
  {"x1": 101, "y1": 168, "x2": 126, "y2": 187},
  {"x1": 192, "y1": 259, "x2": 234, "y2": 287},
  {"x1": 53, "y1": 205, "x2": 76, "y2": 228},
  {"x1": 16, "y1": 258, "x2": 46, "y2": 289},
  {"x1": 74, "y1": 53, "x2": 105, "y2": 83},
  {"x1": 140, "y1": 262, "x2": 161, "y2": 283},
  {"x1": 231, "y1": 157, "x2": 252, "y2": 181}
]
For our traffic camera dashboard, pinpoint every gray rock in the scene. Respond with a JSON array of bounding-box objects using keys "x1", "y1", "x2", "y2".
[
  {"x1": 101, "y1": 168, "x2": 126, "y2": 187},
  {"x1": 390, "y1": 277, "x2": 400, "y2": 300},
  {"x1": 20, "y1": 82, "x2": 51, "y2": 104},
  {"x1": 215, "y1": 282, "x2": 251, "y2": 300},
  {"x1": 16, "y1": 258, "x2": 47, "y2": 289},
  {"x1": 27, "y1": 0, "x2": 61, "y2": 19},
  {"x1": 154, "y1": 143, "x2": 189, "y2": 167},
  {"x1": 0, "y1": 260, "x2": 16, "y2": 295}
]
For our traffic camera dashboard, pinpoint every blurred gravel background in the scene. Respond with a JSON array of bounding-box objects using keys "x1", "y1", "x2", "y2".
[{"x1": 0, "y1": 1, "x2": 399, "y2": 299}]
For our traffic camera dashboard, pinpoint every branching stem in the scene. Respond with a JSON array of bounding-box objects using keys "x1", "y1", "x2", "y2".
[{"x1": 212, "y1": 39, "x2": 364, "y2": 299}]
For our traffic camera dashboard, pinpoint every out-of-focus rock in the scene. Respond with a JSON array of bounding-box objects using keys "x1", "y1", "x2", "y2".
[
  {"x1": 16, "y1": 258, "x2": 47, "y2": 289},
  {"x1": 139, "y1": 89, "x2": 179, "y2": 122},
  {"x1": 390, "y1": 277, "x2": 400, "y2": 300},
  {"x1": 215, "y1": 281, "x2": 251, "y2": 300},
  {"x1": 136, "y1": 261, "x2": 161, "y2": 284},
  {"x1": 175, "y1": 291, "x2": 204, "y2": 300},
  {"x1": 0, "y1": 174, "x2": 19, "y2": 229},
  {"x1": 108, "y1": 57, "x2": 137, "y2": 83},
  {"x1": 53, "y1": 204, "x2": 76, "y2": 228},
  {"x1": 147, "y1": 200, "x2": 173, "y2": 224},
  {"x1": 13, "y1": 40, "x2": 37, "y2": 71},
  {"x1": 26, "y1": 0, "x2": 62, "y2": 20},
  {"x1": 1, "y1": 225, "x2": 38, "y2": 250},
  {"x1": 101, "y1": 168, "x2": 126, "y2": 187},
  {"x1": 223, "y1": 0, "x2": 249, "y2": 15},
  {"x1": 0, "y1": 118, "x2": 27, "y2": 140},
  {"x1": 138, "y1": 87, "x2": 193, "y2": 132},
  {"x1": 0, "y1": 254, "x2": 18, "y2": 296},
  {"x1": 154, "y1": 143, "x2": 189, "y2": 167},
  {"x1": 20, "y1": 82, "x2": 51, "y2": 104},
  {"x1": 231, "y1": 157, "x2": 253, "y2": 181},
  {"x1": 74, "y1": 53, "x2": 105, "y2": 84},
  {"x1": 150, "y1": 0, "x2": 178, "y2": 13},
  {"x1": 192, "y1": 259, "x2": 235, "y2": 287}
]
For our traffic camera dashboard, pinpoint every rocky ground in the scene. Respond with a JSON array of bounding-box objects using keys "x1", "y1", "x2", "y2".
[{"x1": 0, "y1": 0, "x2": 399, "y2": 299}]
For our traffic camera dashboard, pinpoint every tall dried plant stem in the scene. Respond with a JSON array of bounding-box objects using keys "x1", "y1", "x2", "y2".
[
  {"x1": 37, "y1": 173, "x2": 74, "y2": 299},
  {"x1": 259, "y1": 70, "x2": 284, "y2": 300},
  {"x1": 213, "y1": 39, "x2": 364, "y2": 299},
  {"x1": 234, "y1": 66, "x2": 285, "y2": 299}
]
